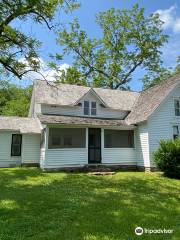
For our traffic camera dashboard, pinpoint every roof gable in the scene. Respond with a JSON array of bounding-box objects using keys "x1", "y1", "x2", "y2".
[
  {"x1": 126, "y1": 74, "x2": 180, "y2": 124},
  {"x1": 74, "y1": 88, "x2": 108, "y2": 107}
]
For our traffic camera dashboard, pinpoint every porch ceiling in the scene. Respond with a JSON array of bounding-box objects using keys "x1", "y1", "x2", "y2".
[{"x1": 38, "y1": 114, "x2": 134, "y2": 128}]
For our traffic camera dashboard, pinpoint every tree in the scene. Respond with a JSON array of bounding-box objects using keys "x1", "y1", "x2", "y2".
[
  {"x1": 0, "y1": 80, "x2": 32, "y2": 116},
  {"x1": 142, "y1": 56, "x2": 180, "y2": 89},
  {"x1": 54, "y1": 4, "x2": 168, "y2": 89},
  {"x1": 56, "y1": 66, "x2": 88, "y2": 86},
  {"x1": 0, "y1": 0, "x2": 79, "y2": 79}
]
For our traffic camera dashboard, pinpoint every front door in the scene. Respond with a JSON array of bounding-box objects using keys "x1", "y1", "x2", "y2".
[{"x1": 88, "y1": 128, "x2": 101, "y2": 164}]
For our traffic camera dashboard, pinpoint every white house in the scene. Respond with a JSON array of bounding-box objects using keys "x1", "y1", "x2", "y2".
[{"x1": 1, "y1": 74, "x2": 180, "y2": 171}]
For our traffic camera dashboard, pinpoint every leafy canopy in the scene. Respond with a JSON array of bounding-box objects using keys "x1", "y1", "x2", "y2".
[
  {"x1": 55, "y1": 4, "x2": 168, "y2": 89},
  {"x1": 0, "y1": 0, "x2": 79, "y2": 79},
  {"x1": 142, "y1": 56, "x2": 180, "y2": 89},
  {"x1": 0, "y1": 80, "x2": 32, "y2": 117}
]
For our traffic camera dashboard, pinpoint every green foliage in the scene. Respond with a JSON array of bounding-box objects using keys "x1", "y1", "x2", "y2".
[
  {"x1": 142, "y1": 56, "x2": 180, "y2": 89},
  {"x1": 58, "y1": 66, "x2": 88, "y2": 86},
  {"x1": 0, "y1": 80, "x2": 32, "y2": 117},
  {"x1": 55, "y1": 4, "x2": 168, "y2": 89},
  {"x1": 154, "y1": 139, "x2": 180, "y2": 179},
  {"x1": 0, "y1": 0, "x2": 79, "y2": 79}
]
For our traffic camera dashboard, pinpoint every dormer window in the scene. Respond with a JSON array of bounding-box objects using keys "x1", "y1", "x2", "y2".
[
  {"x1": 174, "y1": 99, "x2": 180, "y2": 116},
  {"x1": 84, "y1": 101, "x2": 97, "y2": 116},
  {"x1": 91, "y1": 102, "x2": 97, "y2": 115},
  {"x1": 84, "y1": 101, "x2": 90, "y2": 115}
]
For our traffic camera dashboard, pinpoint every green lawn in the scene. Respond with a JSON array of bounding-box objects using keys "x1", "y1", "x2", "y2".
[{"x1": 0, "y1": 169, "x2": 179, "y2": 240}]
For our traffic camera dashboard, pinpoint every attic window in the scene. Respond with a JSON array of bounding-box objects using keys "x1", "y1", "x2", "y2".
[
  {"x1": 174, "y1": 99, "x2": 180, "y2": 116},
  {"x1": 91, "y1": 102, "x2": 97, "y2": 115},
  {"x1": 84, "y1": 101, "x2": 90, "y2": 115}
]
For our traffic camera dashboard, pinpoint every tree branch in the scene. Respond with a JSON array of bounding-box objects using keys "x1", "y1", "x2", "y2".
[{"x1": 114, "y1": 60, "x2": 143, "y2": 89}]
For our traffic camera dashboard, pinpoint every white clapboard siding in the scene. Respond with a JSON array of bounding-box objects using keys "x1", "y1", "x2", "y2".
[
  {"x1": 0, "y1": 131, "x2": 21, "y2": 167},
  {"x1": 135, "y1": 124, "x2": 150, "y2": 167},
  {"x1": 22, "y1": 134, "x2": 40, "y2": 163},
  {"x1": 41, "y1": 92, "x2": 127, "y2": 119},
  {"x1": 148, "y1": 86, "x2": 180, "y2": 166},
  {"x1": 41, "y1": 105, "x2": 127, "y2": 119},
  {"x1": 44, "y1": 149, "x2": 88, "y2": 168},
  {"x1": 102, "y1": 148, "x2": 136, "y2": 165}
]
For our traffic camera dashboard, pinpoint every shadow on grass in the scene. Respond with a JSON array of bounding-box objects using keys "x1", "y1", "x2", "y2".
[{"x1": 0, "y1": 168, "x2": 179, "y2": 240}]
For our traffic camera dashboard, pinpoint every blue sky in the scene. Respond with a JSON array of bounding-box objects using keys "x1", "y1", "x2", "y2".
[{"x1": 12, "y1": 0, "x2": 180, "y2": 91}]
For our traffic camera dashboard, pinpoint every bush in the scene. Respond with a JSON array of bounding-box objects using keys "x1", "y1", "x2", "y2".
[{"x1": 154, "y1": 139, "x2": 180, "y2": 179}]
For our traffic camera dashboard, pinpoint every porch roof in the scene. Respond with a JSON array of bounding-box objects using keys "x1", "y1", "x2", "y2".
[
  {"x1": 0, "y1": 116, "x2": 41, "y2": 134},
  {"x1": 38, "y1": 114, "x2": 134, "y2": 128}
]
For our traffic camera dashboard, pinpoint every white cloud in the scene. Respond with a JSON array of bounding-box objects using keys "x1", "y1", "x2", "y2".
[
  {"x1": 19, "y1": 58, "x2": 70, "y2": 81},
  {"x1": 173, "y1": 18, "x2": 180, "y2": 33},
  {"x1": 155, "y1": 5, "x2": 180, "y2": 33},
  {"x1": 161, "y1": 37, "x2": 180, "y2": 68}
]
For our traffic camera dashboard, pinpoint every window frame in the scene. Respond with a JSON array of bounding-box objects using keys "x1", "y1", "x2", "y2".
[
  {"x1": 104, "y1": 129, "x2": 135, "y2": 148},
  {"x1": 11, "y1": 134, "x2": 22, "y2": 157},
  {"x1": 91, "y1": 101, "x2": 97, "y2": 116},
  {"x1": 174, "y1": 98, "x2": 180, "y2": 116},
  {"x1": 48, "y1": 128, "x2": 86, "y2": 149},
  {"x1": 84, "y1": 101, "x2": 90, "y2": 115},
  {"x1": 84, "y1": 100, "x2": 97, "y2": 116},
  {"x1": 173, "y1": 125, "x2": 179, "y2": 140}
]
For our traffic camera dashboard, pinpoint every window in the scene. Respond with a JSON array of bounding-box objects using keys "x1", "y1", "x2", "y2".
[
  {"x1": 84, "y1": 101, "x2": 97, "y2": 116},
  {"x1": 91, "y1": 102, "x2": 97, "y2": 115},
  {"x1": 48, "y1": 128, "x2": 86, "y2": 149},
  {"x1": 11, "y1": 134, "x2": 22, "y2": 156},
  {"x1": 84, "y1": 101, "x2": 90, "y2": 115},
  {"x1": 174, "y1": 99, "x2": 180, "y2": 116},
  {"x1": 104, "y1": 130, "x2": 134, "y2": 148},
  {"x1": 173, "y1": 126, "x2": 179, "y2": 140}
]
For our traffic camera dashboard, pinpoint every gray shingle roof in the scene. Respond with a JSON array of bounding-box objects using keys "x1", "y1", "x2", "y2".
[
  {"x1": 38, "y1": 114, "x2": 130, "y2": 127},
  {"x1": 34, "y1": 80, "x2": 139, "y2": 111},
  {"x1": 126, "y1": 74, "x2": 180, "y2": 124},
  {"x1": 34, "y1": 74, "x2": 180, "y2": 126},
  {"x1": 0, "y1": 116, "x2": 41, "y2": 133}
]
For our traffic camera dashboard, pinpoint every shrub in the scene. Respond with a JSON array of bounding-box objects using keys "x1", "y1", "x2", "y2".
[{"x1": 154, "y1": 139, "x2": 180, "y2": 179}]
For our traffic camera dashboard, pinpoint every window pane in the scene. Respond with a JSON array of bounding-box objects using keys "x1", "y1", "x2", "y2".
[
  {"x1": 91, "y1": 102, "x2": 96, "y2": 108},
  {"x1": 84, "y1": 101, "x2": 89, "y2": 108},
  {"x1": 174, "y1": 100, "x2": 179, "y2": 108},
  {"x1": 91, "y1": 102, "x2": 97, "y2": 115},
  {"x1": 11, "y1": 134, "x2": 22, "y2": 156},
  {"x1": 173, "y1": 126, "x2": 179, "y2": 135},
  {"x1": 84, "y1": 107, "x2": 89, "y2": 115},
  {"x1": 91, "y1": 108, "x2": 96, "y2": 115},
  {"x1": 104, "y1": 130, "x2": 134, "y2": 148},
  {"x1": 175, "y1": 108, "x2": 180, "y2": 116},
  {"x1": 48, "y1": 128, "x2": 86, "y2": 149},
  {"x1": 84, "y1": 101, "x2": 90, "y2": 115},
  {"x1": 12, "y1": 135, "x2": 21, "y2": 144},
  {"x1": 174, "y1": 100, "x2": 180, "y2": 116}
]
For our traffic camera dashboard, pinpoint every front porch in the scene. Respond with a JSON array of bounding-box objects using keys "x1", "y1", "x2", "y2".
[{"x1": 39, "y1": 114, "x2": 137, "y2": 169}]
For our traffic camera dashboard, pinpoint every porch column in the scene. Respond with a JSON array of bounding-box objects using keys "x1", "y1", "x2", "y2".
[
  {"x1": 40, "y1": 125, "x2": 49, "y2": 169},
  {"x1": 86, "y1": 128, "x2": 88, "y2": 164},
  {"x1": 101, "y1": 128, "x2": 104, "y2": 163}
]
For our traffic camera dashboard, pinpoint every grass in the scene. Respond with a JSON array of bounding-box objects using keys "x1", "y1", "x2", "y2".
[{"x1": 0, "y1": 169, "x2": 179, "y2": 240}]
